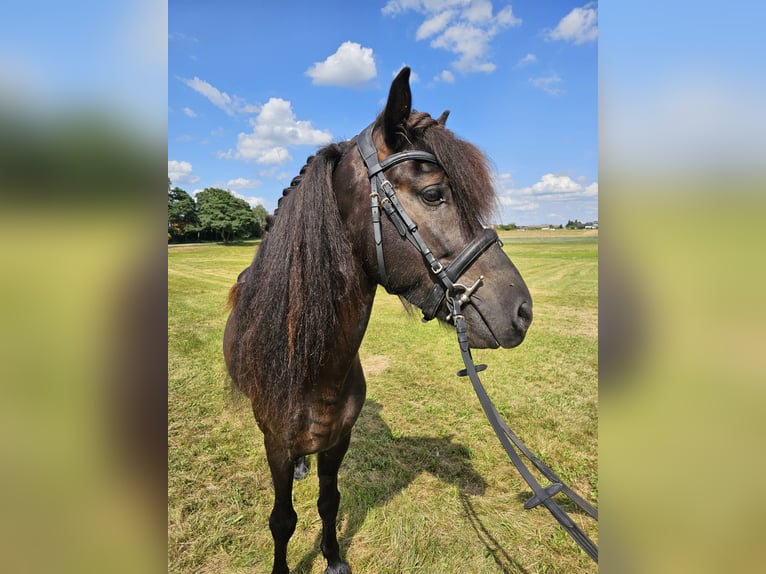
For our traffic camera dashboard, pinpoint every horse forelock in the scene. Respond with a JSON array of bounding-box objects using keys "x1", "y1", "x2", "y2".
[{"x1": 406, "y1": 111, "x2": 496, "y2": 236}]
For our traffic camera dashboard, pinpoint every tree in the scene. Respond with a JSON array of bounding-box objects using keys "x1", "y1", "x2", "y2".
[
  {"x1": 196, "y1": 187, "x2": 259, "y2": 243},
  {"x1": 251, "y1": 204, "x2": 269, "y2": 238},
  {"x1": 168, "y1": 186, "x2": 199, "y2": 242}
]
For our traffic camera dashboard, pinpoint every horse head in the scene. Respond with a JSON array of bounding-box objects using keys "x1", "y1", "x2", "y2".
[{"x1": 335, "y1": 67, "x2": 532, "y2": 349}]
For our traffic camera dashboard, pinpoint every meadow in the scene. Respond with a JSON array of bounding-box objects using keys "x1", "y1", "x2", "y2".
[{"x1": 168, "y1": 229, "x2": 598, "y2": 573}]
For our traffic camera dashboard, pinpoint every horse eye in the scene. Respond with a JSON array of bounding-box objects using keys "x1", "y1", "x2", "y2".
[{"x1": 421, "y1": 186, "x2": 445, "y2": 206}]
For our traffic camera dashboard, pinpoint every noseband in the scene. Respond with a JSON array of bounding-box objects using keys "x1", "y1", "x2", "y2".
[{"x1": 357, "y1": 123, "x2": 500, "y2": 322}]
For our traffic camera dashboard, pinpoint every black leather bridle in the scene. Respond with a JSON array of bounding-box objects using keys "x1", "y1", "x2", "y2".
[
  {"x1": 356, "y1": 122, "x2": 599, "y2": 563},
  {"x1": 357, "y1": 122, "x2": 499, "y2": 322}
]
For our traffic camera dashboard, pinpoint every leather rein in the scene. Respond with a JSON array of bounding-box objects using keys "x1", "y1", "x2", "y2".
[{"x1": 356, "y1": 123, "x2": 599, "y2": 563}]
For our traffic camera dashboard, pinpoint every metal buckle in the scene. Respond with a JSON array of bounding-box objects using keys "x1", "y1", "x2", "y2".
[
  {"x1": 430, "y1": 261, "x2": 444, "y2": 275},
  {"x1": 380, "y1": 179, "x2": 395, "y2": 195}
]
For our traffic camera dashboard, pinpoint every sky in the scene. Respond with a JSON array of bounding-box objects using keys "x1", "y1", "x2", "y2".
[{"x1": 169, "y1": 1, "x2": 598, "y2": 226}]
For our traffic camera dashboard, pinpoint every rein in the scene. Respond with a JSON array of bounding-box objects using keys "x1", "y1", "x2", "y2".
[{"x1": 357, "y1": 123, "x2": 599, "y2": 563}]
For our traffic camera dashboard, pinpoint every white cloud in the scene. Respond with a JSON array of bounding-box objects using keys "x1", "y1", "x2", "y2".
[
  {"x1": 529, "y1": 74, "x2": 564, "y2": 96},
  {"x1": 432, "y1": 23, "x2": 496, "y2": 73},
  {"x1": 168, "y1": 160, "x2": 199, "y2": 185},
  {"x1": 220, "y1": 98, "x2": 332, "y2": 165},
  {"x1": 495, "y1": 5, "x2": 521, "y2": 27},
  {"x1": 498, "y1": 196, "x2": 540, "y2": 211},
  {"x1": 230, "y1": 190, "x2": 266, "y2": 209},
  {"x1": 495, "y1": 171, "x2": 598, "y2": 224},
  {"x1": 383, "y1": 0, "x2": 521, "y2": 76},
  {"x1": 515, "y1": 53, "x2": 537, "y2": 67},
  {"x1": 532, "y1": 173, "x2": 582, "y2": 194},
  {"x1": 498, "y1": 173, "x2": 599, "y2": 202},
  {"x1": 463, "y1": 0, "x2": 493, "y2": 23},
  {"x1": 180, "y1": 76, "x2": 259, "y2": 116},
  {"x1": 417, "y1": 10, "x2": 455, "y2": 40},
  {"x1": 182, "y1": 106, "x2": 197, "y2": 118},
  {"x1": 435, "y1": 69, "x2": 455, "y2": 83},
  {"x1": 225, "y1": 177, "x2": 261, "y2": 190},
  {"x1": 495, "y1": 172, "x2": 513, "y2": 183},
  {"x1": 305, "y1": 42, "x2": 377, "y2": 87},
  {"x1": 383, "y1": 0, "x2": 467, "y2": 16},
  {"x1": 547, "y1": 3, "x2": 598, "y2": 45}
]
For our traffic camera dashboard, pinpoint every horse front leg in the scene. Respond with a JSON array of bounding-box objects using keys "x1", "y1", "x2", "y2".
[
  {"x1": 264, "y1": 436, "x2": 298, "y2": 574},
  {"x1": 317, "y1": 432, "x2": 352, "y2": 574}
]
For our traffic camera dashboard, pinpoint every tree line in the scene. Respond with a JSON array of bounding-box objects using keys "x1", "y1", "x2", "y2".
[{"x1": 168, "y1": 179, "x2": 269, "y2": 243}]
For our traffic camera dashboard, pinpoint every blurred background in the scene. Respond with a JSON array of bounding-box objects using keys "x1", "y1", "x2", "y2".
[
  {"x1": 1, "y1": 1, "x2": 166, "y2": 573},
  {"x1": 1, "y1": 1, "x2": 764, "y2": 573},
  {"x1": 599, "y1": 1, "x2": 765, "y2": 572}
]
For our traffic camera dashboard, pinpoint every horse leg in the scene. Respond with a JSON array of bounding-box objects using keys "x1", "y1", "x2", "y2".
[
  {"x1": 317, "y1": 432, "x2": 352, "y2": 574},
  {"x1": 264, "y1": 437, "x2": 298, "y2": 574}
]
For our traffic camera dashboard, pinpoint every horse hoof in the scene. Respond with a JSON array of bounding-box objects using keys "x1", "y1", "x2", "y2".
[
  {"x1": 324, "y1": 562, "x2": 351, "y2": 574},
  {"x1": 293, "y1": 457, "x2": 309, "y2": 480}
]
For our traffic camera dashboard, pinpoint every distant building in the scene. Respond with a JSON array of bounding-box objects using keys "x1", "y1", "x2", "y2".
[{"x1": 519, "y1": 224, "x2": 556, "y2": 230}]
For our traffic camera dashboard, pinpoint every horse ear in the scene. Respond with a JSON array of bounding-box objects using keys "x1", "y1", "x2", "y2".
[
  {"x1": 437, "y1": 110, "x2": 450, "y2": 126},
  {"x1": 382, "y1": 67, "x2": 412, "y2": 150}
]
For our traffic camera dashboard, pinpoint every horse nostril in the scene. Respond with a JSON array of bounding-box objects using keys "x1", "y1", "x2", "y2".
[{"x1": 517, "y1": 301, "x2": 533, "y2": 326}]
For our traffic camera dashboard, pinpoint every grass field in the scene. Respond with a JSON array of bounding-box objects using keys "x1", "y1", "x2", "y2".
[{"x1": 168, "y1": 229, "x2": 598, "y2": 573}]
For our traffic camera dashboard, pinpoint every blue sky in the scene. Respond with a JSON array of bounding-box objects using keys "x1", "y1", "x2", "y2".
[{"x1": 169, "y1": 1, "x2": 597, "y2": 226}]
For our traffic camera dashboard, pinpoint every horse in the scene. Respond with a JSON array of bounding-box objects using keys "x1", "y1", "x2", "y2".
[{"x1": 223, "y1": 67, "x2": 532, "y2": 574}]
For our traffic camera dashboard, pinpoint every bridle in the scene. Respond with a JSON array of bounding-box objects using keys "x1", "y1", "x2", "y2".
[
  {"x1": 356, "y1": 122, "x2": 599, "y2": 563},
  {"x1": 357, "y1": 122, "x2": 499, "y2": 322}
]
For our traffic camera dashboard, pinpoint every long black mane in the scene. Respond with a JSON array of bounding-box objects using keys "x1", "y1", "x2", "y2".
[
  {"x1": 228, "y1": 112, "x2": 496, "y2": 415},
  {"x1": 228, "y1": 142, "x2": 359, "y2": 416}
]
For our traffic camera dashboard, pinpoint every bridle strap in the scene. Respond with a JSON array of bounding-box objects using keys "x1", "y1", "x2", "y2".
[
  {"x1": 358, "y1": 124, "x2": 443, "y2": 286},
  {"x1": 357, "y1": 124, "x2": 391, "y2": 285}
]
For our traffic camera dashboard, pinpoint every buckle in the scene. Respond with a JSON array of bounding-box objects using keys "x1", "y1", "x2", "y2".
[{"x1": 380, "y1": 179, "x2": 395, "y2": 195}]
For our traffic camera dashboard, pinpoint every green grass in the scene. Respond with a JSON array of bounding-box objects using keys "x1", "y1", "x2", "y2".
[{"x1": 168, "y1": 230, "x2": 598, "y2": 573}]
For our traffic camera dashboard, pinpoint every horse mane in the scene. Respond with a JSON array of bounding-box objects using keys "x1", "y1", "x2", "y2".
[{"x1": 228, "y1": 142, "x2": 359, "y2": 414}]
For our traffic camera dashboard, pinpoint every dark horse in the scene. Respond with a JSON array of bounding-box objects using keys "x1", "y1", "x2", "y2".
[{"x1": 224, "y1": 68, "x2": 532, "y2": 574}]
